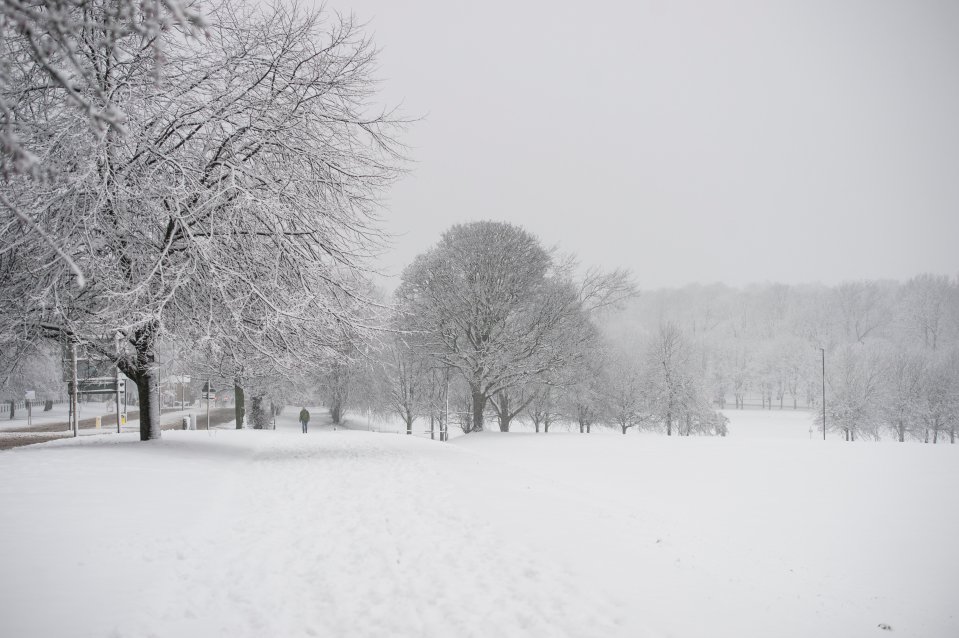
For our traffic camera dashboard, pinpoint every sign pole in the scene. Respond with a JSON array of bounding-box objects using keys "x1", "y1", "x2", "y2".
[
  {"x1": 115, "y1": 368, "x2": 122, "y2": 434},
  {"x1": 206, "y1": 378, "x2": 211, "y2": 431},
  {"x1": 447, "y1": 376, "x2": 452, "y2": 442},
  {"x1": 821, "y1": 347, "x2": 826, "y2": 441},
  {"x1": 70, "y1": 340, "x2": 79, "y2": 438}
]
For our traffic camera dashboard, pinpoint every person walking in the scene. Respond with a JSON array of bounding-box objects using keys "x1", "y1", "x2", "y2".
[{"x1": 299, "y1": 407, "x2": 310, "y2": 433}]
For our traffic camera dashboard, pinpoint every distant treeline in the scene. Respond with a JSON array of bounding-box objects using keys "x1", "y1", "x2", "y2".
[{"x1": 601, "y1": 275, "x2": 959, "y2": 441}]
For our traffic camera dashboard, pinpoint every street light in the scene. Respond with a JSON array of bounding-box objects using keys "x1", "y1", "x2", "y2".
[{"x1": 820, "y1": 347, "x2": 826, "y2": 441}]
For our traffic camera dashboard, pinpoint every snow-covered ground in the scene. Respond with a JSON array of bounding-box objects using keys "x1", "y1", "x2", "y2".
[
  {"x1": 0, "y1": 400, "x2": 113, "y2": 431},
  {"x1": 0, "y1": 409, "x2": 955, "y2": 637}
]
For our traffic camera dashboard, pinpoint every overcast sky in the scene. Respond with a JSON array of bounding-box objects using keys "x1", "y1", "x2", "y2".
[{"x1": 324, "y1": 0, "x2": 959, "y2": 290}]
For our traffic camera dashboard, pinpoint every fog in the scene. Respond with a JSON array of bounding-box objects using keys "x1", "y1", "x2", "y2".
[{"x1": 326, "y1": 0, "x2": 959, "y2": 289}]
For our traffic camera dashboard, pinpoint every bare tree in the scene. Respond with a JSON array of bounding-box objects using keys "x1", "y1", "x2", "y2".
[
  {"x1": 881, "y1": 346, "x2": 925, "y2": 442},
  {"x1": 525, "y1": 384, "x2": 559, "y2": 433},
  {"x1": 901, "y1": 274, "x2": 955, "y2": 350},
  {"x1": 816, "y1": 344, "x2": 885, "y2": 441},
  {"x1": 376, "y1": 334, "x2": 432, "y2": 436},
  {"x1": 601, "y1": 348, "x2": 650, "y2": 434},
  {"x1": 396, "y1": 222, "x2": 630, "y2": 433},
  {"x1": 1, "y1": 2, "x2": 403, "y2": 440}
]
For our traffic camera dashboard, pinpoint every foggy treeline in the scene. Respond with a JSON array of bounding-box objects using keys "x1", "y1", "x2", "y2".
[
  {"x1": 602, "y1": 276, "x2": 959, "y2": 442},
  {"x1": 323, "y1": 264, "x2": 958, "y2": 442}
]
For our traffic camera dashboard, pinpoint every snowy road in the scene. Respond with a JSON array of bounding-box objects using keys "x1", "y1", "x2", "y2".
[{"x1": 0, "y1": 409, "x2": 956, "y2": 637}]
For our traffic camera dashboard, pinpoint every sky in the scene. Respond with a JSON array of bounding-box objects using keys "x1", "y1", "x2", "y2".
[{"x1": 322, "y1": 0, "x2": 959, "y2": 291}]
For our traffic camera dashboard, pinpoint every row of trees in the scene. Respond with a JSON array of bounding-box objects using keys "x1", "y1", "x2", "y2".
[
  {"x1": 602, "y1": 277, "x2": 959, "y2": 442},
  {"x1": 0, "y1": 0, "x2": 404, "y2": 439},
  {"x1": 315, "y1": 221, "x2": 728, "y2": 437},
  {"x1": 316, "y1": 264, "x2": 957, "y2": 442},
  {"x1": 817, "y1": 343, "x2": 958, "y2": 443}
]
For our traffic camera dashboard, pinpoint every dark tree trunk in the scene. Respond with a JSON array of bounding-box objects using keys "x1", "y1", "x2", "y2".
[
  {"x1": 898, "y1": 420, "x2": 905, "y2": 443},
  {"x1": 666, "y1": 412, "x2": 672, "y2": 436},
  {"x1": 621, "y1": 424, "x2": 628, "y2": 435},
  {"x1": 133, "y1": 368, "x2": 161, "y2": 441},
  {"x1": 331, "y1": 402, "x2": 342, "y2": 425},
  {"x1": 406, "y1": 415, "x2": 413, "y2": 435},
  {"x1": 235, "y1": 383, "x2": 245, "y2": 429},
  {"x1": 586, "y1": 423, "x2": 591, "y2": 433},
  {"x1": 543, "y1": 422, "x2": 550, "y2": 433},
  {"x1": 116, "y1": 324, "x2": 162, "y2": 441},
  {"x1": 470, "y1": 389, "x2": 486, "y2": 432},
  {"x1": 250, "y1": 395, "x2": 269, "y2": 429}
]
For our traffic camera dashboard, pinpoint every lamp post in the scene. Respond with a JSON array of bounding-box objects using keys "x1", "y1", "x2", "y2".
[{"x1": 820, "y1": 347, "x2": 826, "y2": 441}]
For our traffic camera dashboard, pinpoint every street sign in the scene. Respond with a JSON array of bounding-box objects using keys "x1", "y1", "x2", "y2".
[
  {"x1": 202, "y1": 381, "x2": 215, "y2": 400},
  {"x1": 24, "y1": 390, "x2": 36, "y2": 401},
  {"x1": 69, "y1": 377, "x2": 125, "y2": 395},
  {"x1": 62, "y1": 355, "x2": 116, "y2": 382}
]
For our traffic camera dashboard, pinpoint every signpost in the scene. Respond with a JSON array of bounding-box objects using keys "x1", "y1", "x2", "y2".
[
  {"x1": 115, "y1": 365, "x2": 123, "y2": 434},
  {"x1": 202, "y1": 381, "x2": 215, "y2": 430}
]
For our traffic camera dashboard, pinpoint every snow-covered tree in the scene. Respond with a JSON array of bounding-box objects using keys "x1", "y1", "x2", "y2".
[
  {"x1": 395, "y1": 221, "x2": 631, "y2": 433},
  {"x1": 880, "y1": 346, "x2": 926, "y2": 442},
  {"x1": 0, "y1": 1, "x2": 403, "y2": 440}
]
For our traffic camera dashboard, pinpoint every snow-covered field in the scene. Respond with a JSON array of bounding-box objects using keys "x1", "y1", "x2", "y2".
[{"x1": 0, "y1": 409, "x2": 956, "y2": 637}]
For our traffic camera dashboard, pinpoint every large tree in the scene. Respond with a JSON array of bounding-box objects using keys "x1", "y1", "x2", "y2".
[
  {"x1": 0, "y1": 1, "x2": 402, "y2": 439},
  {"x1": 395, "y1": 221, "x2": 631, "y2": 432}
]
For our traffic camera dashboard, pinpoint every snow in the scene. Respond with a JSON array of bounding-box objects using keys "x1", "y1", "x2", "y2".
[
  {"x1": 0, "y1": 400, "x2": 108, "y2": 431},
  {"x1": 0, "y1": 409, "x2": 956, "y2": 637}
]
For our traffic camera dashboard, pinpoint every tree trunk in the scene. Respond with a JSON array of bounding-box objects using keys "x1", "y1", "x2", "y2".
[
  {"x1": 234, "y1": 383, "x2": 245, "y2": 429},
  {"x1": 331, "y1": 401, "x2": 342, "y2": 425},
  {"x1": 621, "y1": 424, "x2": 628, "y2": 435},
  {"x1": 134, "y1": 368, "x2": 161, "y2": 441},
  {"x1": 405, "y1": 415, "x2": 413, "y2": 435},
  {"x1": 250, "y1": 395, "x2": 269, "y2": 429},
  {"x1": 666, "y1": 412, "x2": 672, "y2": 436},
  {"x1": 118, "y1": 325, "x2": 162, "y2": 441},
  {"x1": 543, "y1": 422, "x2": 550, "y2": 433},
  {"x1": 470, "y1": 389, "x2": 486, "y2": 432},
  {"x1": 898, "y1": 420, "x2": 904, "y2": 443},
  {"x1": 586, "y1": 423, "x2": 591, "y2": 433}
]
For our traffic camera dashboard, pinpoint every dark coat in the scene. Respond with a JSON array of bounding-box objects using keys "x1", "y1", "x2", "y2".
[{"x1": 299, "y1": 408, "x2": 310, "y2": 423}]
